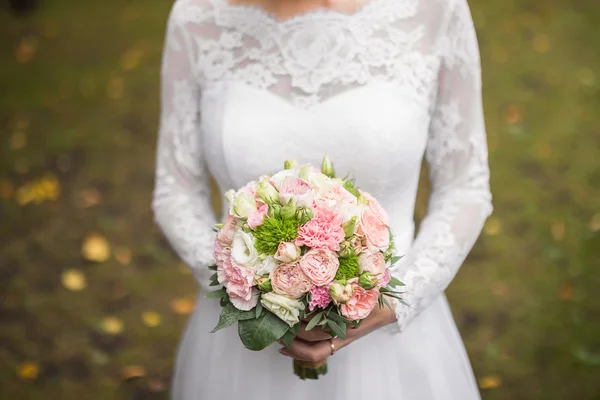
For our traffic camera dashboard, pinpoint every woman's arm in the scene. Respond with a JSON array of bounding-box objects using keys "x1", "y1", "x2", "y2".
[
  {"x1": 388, "y1": 0, "x2": 493, "y2": 333},
  {"x1": 279, "y1": 0, "x2": 493, "y2": 362},
  {"x1": 152, "y1": 2, "x2": 217, "y2": 287}
]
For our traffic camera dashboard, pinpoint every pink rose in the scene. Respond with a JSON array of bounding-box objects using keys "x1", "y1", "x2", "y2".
[
  {"x1": 274, "y1": 241, "x2": 301, "y2": 263},
  {"x1": 278, "y1": 176, "x2": 314, "y2": 207},
  {"x1": 358, "y1": 251, "x2": 386, "y2": 276},
  {"x1": 217, "y1": 258, "x2": 258, "y2": 311},
  {"x1": 298, "y1": 248, "x2": 339, "y2": 286},
  {"x1": 270, "y1": 262, "x2": 313, "y2": 299},
  {"x1": 358, "y1": 206, "x2": 390, "y2": 252},
  {"x1": 361, "y1": 191, "x2": 390, "y2": 225},
  {"x1": 308, "y1": 285, "x2": 332, "y2": 311},
  {"x1": 247, "y1": 202, "x2": 268, "y2": 229},
  {"x1": 339, "y1": 283, "x2": 379, "y2": 321},
  {"x1": 295, "y1": 204, "x2": 345, "y2": 252},
  {"x1": 216, "y1": 214, "x2": 237, "y2": 247},
  {"x1": 239, "y1": 180, "x2": 257, "y2": 197}
]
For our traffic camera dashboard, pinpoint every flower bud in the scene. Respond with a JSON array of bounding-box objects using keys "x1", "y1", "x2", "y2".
[
  {"x1": 357, "y1": 193, "x2": 368, "y2": 205},
  {"x1": 341, "y1": 241, "x2": 357, "y2": 258},
  {"x1": 321, "y1": 154, "x2": 335, "y2": 178},
  {"x1": 274, "y1": 242, "x2": 301, "y2": 263},
  {"x1": 299, "y1": 164, "x2": 312, "y2": 181},
  {"x1": 297, "y1": 207, "x2": 313, "y2": 224},
  {"x1": 268, "y1": 203, "x2": 282, "y2": 218},
  {"x1": 255, "y1": 178, "x2": 279, "y2": 204},
  {"x1": 232, "y1": 192, "x2": 258, "y2": 219},
  {"x1": 342, "y1": 216, "x2": 357, "y2": 239},
  {"x1": 257, "y1": 276, "x2": 273, "y2": 292},
  {"x1": 284, "y1": 159, "x2": 298, "y2": 170},
  {"x1": 329, "y1": 281, "x2": 353, "y2": 305},
  {"x1": 280, "y1": 198, "x2": 297, "y2": 219},
  {"x1": 358, "y1": 272, "x2": 378, "y2": 290}
]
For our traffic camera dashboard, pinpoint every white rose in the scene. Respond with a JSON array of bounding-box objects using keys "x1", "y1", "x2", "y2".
[
  {"x1": 254, "y1": 255, "x2": 278, "y2": 276},
  {"x1": 274, "y1": 242, "x2": 301, "y2": 263},
  {"x1": 260, "y1": 292, "x2": 306, "y2": 327},
  {"x1": 230, "y1": 192, "x2": 258, "y2": 219},
  {"x1": 231, "y1": 230, "x2": 258, "y2": 267}
]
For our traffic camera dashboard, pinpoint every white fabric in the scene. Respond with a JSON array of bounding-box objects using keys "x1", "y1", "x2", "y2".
[{"x1": 151, "y1": 0, "x2": 493, "y2": 398}]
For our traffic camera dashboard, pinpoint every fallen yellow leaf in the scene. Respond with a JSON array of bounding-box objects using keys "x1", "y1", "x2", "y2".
[
  {"x1": 120, "y1": 48, "x2": 144, "y2": 71},
  {"x1": 17, "y1": 361, "x2": 40, "y2": 380},
  {"x1": 484, "y1": 217, "x2": 502, "y2": 236},
  {"x1": 102, "y1": 317, "x2": 124, "y2": 335},
  {"x1": 61, "y1": 269, "x2": 87, "y2": 291},
  {"x1": 10, "y1": 131, "x2": 27, "y2": 150},
  {"x1": 82, "y1": 233, "x2": 111, "y2": 262},
  {"x1": 76, "y1": 187, "x2": 101, "y2": 208},
  {"x1": 121, "y1": 365, "x2": 145, "y2": 380},
  {"x1": 170, "y1": 297, "x2": 196, "y2": 315},
  {"x1": 532, "y1": 33, "x2": 550, "y2": 53},
  {"x1": 15, "y1": 36, "x2": 38, "y2": 64},
  {"x1": 479, "y1": 375, "x2": 501, "y2": 390},
  {"x1": 142, "y1": 311, "x2": 162, "y2": 328},
  {"x1": 560, "y1": 283, "x2": 573, "y2": 301},
  {"x1": 114, "y1": 247, "x2": 132, "y2": 265}
]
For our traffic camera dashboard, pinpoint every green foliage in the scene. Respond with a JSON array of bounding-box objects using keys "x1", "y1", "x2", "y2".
[
  {"x1": 253, "y1": 215, "x2": 301, "y2": 255},
  {"x1": 342, "y1": 179, "x2": 360, "y2": 198},
  {"x1": 210, "y1": 303, "x2": 256, "y2": 333},
  {"x1": 238, "y1": 311, "x2": 290, "y2": 351},
  {"x1": 335, "y1": 253, "x2": 360, "y2": 281}
]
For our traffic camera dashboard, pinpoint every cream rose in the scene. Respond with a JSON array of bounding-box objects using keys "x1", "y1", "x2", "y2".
[
  {"x1": 254, "y1": 255, "x2": 278, "y2": 276},
  {"x1": 260, "y1": 292, "x2": 305, "y2": 327},
  {"x1": 358, "y1": 251, "x2": 386, "y2": 276},
  {"x1": 270, "y1": 262, "x2": 313, "y2": 299},
  {"x1": 274, "y1": 242, "x2": 301, "y2": 263},
  {"x1": 298, "y1": 248, "x2": 339, "y2": 286},
  {"x1": 358, "y1": 206, "x2": 390, "y2": 252}
]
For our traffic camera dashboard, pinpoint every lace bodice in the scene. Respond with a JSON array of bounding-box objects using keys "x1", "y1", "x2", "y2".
[{"x1": 151, "y1": 0, "x2": 493, "y2": 333}]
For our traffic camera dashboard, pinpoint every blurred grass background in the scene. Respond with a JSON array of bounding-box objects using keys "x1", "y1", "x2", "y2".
[{"x1": 1, "y1": 0, "x2": 599, "y2": 398}]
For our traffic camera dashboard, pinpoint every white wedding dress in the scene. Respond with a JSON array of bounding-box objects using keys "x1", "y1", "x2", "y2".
[{"x1": 151, "y1": 0, "x2": 493, "y2": 398}]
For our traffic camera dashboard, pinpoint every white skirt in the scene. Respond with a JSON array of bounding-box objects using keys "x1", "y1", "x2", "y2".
[{"x1": 170, "y1": 287, "x2": 481, "y2": 400}]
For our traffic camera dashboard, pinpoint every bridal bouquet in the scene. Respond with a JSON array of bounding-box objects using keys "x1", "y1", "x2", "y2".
[{"x1": 206, "y1": 156, "x2": 405, "y2": 380}]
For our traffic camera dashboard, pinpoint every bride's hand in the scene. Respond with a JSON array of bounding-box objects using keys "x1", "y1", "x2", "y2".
[{"x1": 278, "y1": 303, "x2": 397, "y2": 363}]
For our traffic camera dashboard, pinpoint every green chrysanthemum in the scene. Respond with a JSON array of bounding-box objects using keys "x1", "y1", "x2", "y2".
[
  {"x1": 253, "y1": 216, "x2": 301, "y2": 255},
  {"x1": 334, "y1": 253, "x2": 360, "y2": 281}
]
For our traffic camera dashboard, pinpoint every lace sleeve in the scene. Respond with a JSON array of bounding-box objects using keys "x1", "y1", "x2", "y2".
[
  {"x1": 151, "y1": 2, "x2": 217, "y2": 287},
  {"x1": 389, "y1": 0, "x2": 493, "y2": 332}
]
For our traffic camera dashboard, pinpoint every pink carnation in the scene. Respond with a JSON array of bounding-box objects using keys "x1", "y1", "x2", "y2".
[
  {"x1": 216, "y1": 214, "x2": 237, "y2": 247},
  {"x1": 217, "y1": 258, "x2": 258, "y2": 311},
  {"x1": 247, "y1": 201, "x2": 268, "y2": 229},
  {"x1": 308, "y1": 286, "x2": 332, "y2": 311},
  {"x1": 339, "y1": 283, "x2": 379, "y2": 321},
  {"x1": 213, "y1": 240, "x2": 231, "y2": 268},
  {"x1": 295, "y1": 204, "x2": 345, "y2": 252}
]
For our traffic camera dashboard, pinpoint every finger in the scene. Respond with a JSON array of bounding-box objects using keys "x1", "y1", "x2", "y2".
[
  {"x1": 281, "y1": 339, "x2": 330, "y2": 363},
  {"x1": 295, "y1": 323, "x2": 334, "y2": 342}
]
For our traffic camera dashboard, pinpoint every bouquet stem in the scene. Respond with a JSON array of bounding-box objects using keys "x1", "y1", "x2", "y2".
[{"x1": 293, "y1": 359, "x2": 328, "y2": 380}]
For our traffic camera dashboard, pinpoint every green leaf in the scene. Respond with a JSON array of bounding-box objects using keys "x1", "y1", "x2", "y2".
[
  {"x1": 327, "y1": 310, "x2": 350, "y2": 325},
  {"x1": 305, "y1": 312, "x2": 323, "y2": 331},
  {"x1": 382, "y1": 296, "x2": 394, "y2": 313},
  {"x1": 281, "y1": 323, "x2": 300, "y2": 348},
  {"x1": 382, "y1": 292, "x2": 405, "y2": 301},
  {"x1": 388, "y1": 275, "x2": 405, "y2": 287},
  {"x1": 389, "y1": 256, "x2": 403, "y2": 266},
  {"x1": 210, "y1": 304, "x2": 255, "y2": 333},
  {"x1": 204, "y1": 288, "x2": 227, "y2": 299},
  {"x1": 238, "y1": 311, "x2": 290, "y2": 351},
  {"x1": 326, "y1": 319, "x2": 347, "y2": 339},
  {"x1": 208, "y1": 264, "x2": 218, "y2": 271},
  {"x1": 255, "y1": 301, "x2": 263, "y2": 319}
]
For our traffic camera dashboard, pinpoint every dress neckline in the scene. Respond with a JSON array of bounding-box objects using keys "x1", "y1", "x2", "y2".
[{"x1": 212, "y1": 0, "x2": 384, "y2": 25}]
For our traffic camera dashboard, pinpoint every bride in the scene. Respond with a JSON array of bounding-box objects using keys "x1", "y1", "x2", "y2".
[{"x1": 151, "y1": 0, "x2": 493, "y2": 398}]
